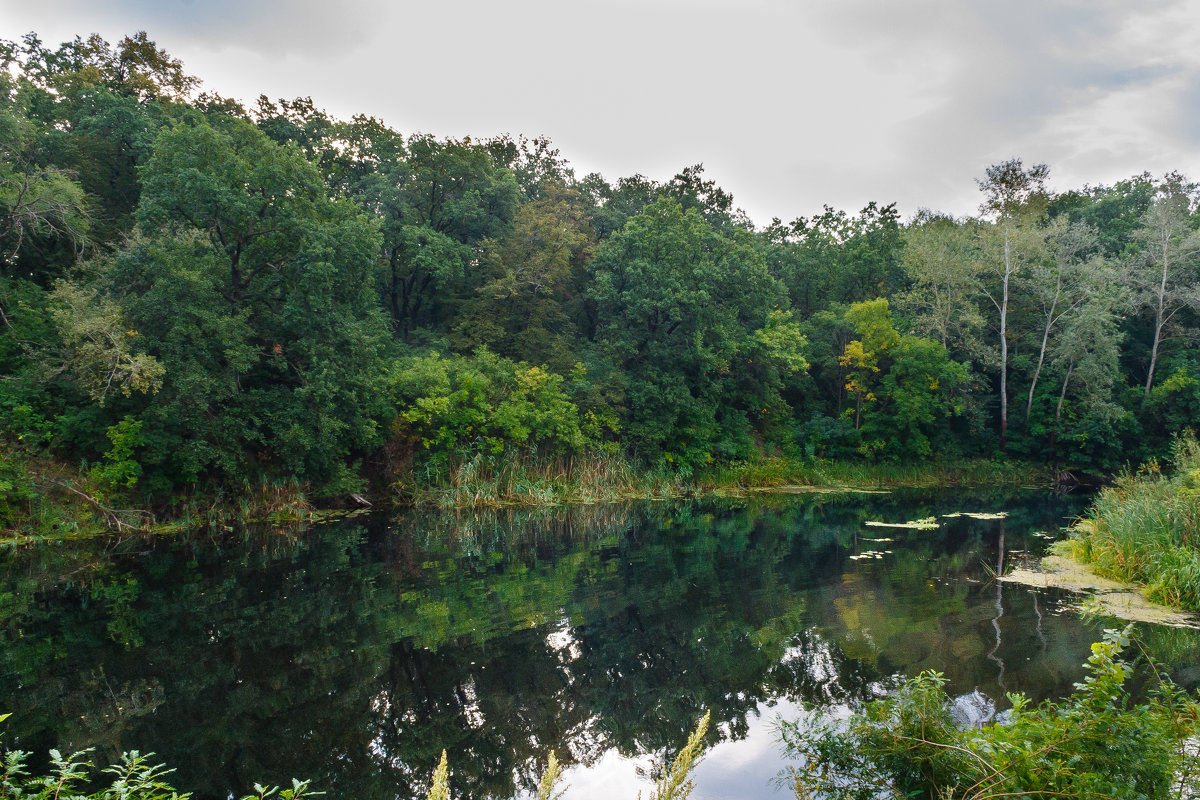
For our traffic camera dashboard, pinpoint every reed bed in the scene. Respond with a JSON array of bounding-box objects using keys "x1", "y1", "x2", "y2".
[
  {"x1": 1067, "y1": 432, "x2": 1200, "y2": 610},
  {"x1": 399, "y1": 453, "x2": 1045, "y2": 508}
]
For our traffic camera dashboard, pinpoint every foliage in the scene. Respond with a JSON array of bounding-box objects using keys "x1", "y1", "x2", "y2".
[
  {"x1": 454, "y1": 183, "x2": 595, "y2": 373},
  {"x1": 426, "y1": 750, "x2": 450, "y2": 800},
  {"x1": 780, "y1": 627, "x2": 1200, "y2": 800},
  {"x1": 839, "y1": 299, "x2": 967, "y2": 459},
  {"x1": 49, "y1": 281, "x2": 164, "y2": 406},
  {"x1": 4, "y1": 27, "x2": 1200, "y2": 511},
  {"x1": 389, "y1": 349, "x2": 604, "y2": 478},
  {"x1": 0, "y1": 717, "x2": 318, "y2": 800},
  {"x1": 645, "y1": 711, "x2": 710, "y2": 800},
  {"x1": 89, "y1": 416, "x2": 146, "y2": 492},
  {"x1": 590, "y1": 198, "x2": 804, "y2": 469},
  {"x1": 1068, "y1": 429, "x2": 1200, "y2": 610}
]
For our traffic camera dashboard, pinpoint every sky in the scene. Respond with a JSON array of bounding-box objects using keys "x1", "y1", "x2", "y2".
[{"x1": 5, "y1": 0, "x2": 1200, "y2": 226}]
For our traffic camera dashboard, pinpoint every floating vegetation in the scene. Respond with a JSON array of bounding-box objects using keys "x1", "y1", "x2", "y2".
[
  {"x1": 863, "y1": 536, "x2": 894, "y2": 542},
  {"x1": 942, "y1": 511, "x2": 1008, "y2": 520},
  {"x1": 1032, "y1": 531, "x2": 1058, "y2": 540},
  {"x1": 864, "y1": 517, "x2": 939, "y2": 530},
  {"x1": 848, "y1": 549, "x2": 893, "y2": 560},
  {"x1": 1000, "y1": 553, "x2": 1200, "y2": 629},
  {"x1": 753, "y1": 485, "x2": 892, "y2": 495}
]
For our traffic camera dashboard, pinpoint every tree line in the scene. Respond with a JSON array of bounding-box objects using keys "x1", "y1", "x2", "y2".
[{"x1": 3, "y1": 31, "x2": 1199, "y2": 510}]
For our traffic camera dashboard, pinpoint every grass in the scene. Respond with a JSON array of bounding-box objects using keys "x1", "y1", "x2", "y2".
[{"x1": 1064, "y1": 431, "x2": 1200, "y2": 611}]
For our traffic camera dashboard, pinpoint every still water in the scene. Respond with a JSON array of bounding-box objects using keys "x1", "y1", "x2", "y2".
[{"x1": 3, "y1": 489, "x2": 1199, "y2": 799}]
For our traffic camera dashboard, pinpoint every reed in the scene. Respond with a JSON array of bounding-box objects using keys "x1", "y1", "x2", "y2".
[
  {"x1": 1067, "y1": 431, "x2": 1200, "y2": 610},
  {"x1": 398, "y1": 453, "x2": 1044, "y2": 509}
]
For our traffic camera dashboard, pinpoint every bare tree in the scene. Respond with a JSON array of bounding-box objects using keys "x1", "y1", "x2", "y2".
[
  {"x1": 1125, "y1": 173, "x2": 1200, "y2": 397},
  {"x1": 1024, "y1": 218, "x2": 1103, "y2": 418},
  {"x1": 976, "y1": 159, "x2": 1049, "y2": 449}
]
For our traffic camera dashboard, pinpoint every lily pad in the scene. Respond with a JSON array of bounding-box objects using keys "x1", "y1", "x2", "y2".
[
  {"x1": 942, "y1": 511, "x2": 1008, "y2": 520},
  {"x1": 864, "y1": 517, "x2": 939, "y2": 530}
]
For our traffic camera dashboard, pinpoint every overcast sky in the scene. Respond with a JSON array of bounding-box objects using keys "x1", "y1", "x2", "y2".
[{"x1": 5, "y1": 0, "x2": 1200, "y2": 226}]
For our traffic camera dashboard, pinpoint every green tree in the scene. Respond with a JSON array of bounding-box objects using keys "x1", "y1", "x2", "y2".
[
  {"x1": 454, "y1": 183, "x2": 595, "y2": 372},
  {"x1": 1022, "y1": 218, "x2": 1107, "y2": 419},
  {"x1": 590, "y1": 198, "x2": 803, "y2": 467},
  {"x1": 839, "y1": 299, "x2": 967, "y2": 459},
  {"x1": 895, "y1": 211, "x2": 987, "y2": 361},
  {"x1": 95, "y1": 117, "x2": 391, "y2": 486},
  {"x1": 1124, "y1": 173, "x2": 1200, "y2": 397},
  {"x1": 765, "y1": 202, "x2": 904, "y2": 316},
  {"x1": 371, "y1": 134, "x2": 521, "y2": 338}
]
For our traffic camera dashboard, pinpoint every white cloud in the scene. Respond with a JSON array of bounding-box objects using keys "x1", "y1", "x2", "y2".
[{"x1": 5, "y1": 0, "x2": 1200, "y2": 224}]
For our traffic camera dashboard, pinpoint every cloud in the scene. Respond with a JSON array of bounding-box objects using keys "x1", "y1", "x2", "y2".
[
  {"x1": 4, "y1": 0, "x2": 1200, "y2": 223},
  {"x1": 10, "y1": 0, "x2": 380, "y2": 54}
]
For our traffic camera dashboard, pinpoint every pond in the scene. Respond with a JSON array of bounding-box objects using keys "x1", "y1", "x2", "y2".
[{"x1": 3, "y1": 488, "x2": 1199, "y2": 800}]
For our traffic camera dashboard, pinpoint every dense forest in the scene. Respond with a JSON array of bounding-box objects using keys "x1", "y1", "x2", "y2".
[{"x1": 3, "y1": 31, "x2": 1200, "y2": 522}]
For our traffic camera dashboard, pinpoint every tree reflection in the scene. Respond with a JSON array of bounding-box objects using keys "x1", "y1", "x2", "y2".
[{"x1": 2, "y1": 490, "x2": 1195, "y2": 800}]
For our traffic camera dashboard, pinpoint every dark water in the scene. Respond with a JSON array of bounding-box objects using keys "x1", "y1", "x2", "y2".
[{"x1": 3, "y1": 489, "x2": 1199, "y2": 800}]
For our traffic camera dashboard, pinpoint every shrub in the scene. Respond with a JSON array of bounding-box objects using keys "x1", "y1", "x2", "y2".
[{"x1": 779, "y1": 628, "x2": 1200, "y2": 800}]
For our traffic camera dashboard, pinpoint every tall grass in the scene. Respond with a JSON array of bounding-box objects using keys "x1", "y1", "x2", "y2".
[
  {"x1": 1066, "y1": 431, "x2": 1200, "y2": 611},
  {"x1": 404, "y1": 452, "x2": 684, "y2": 509},
  {"x1": 399, "y1": 453, "x2": 1047, "y2": 509}
]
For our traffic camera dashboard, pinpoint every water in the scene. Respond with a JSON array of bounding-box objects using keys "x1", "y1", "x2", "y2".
[{"x1": 2, "y1": 488, "x2": 1198, "y2": 800}]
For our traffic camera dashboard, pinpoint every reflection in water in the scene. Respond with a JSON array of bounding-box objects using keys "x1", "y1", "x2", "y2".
[
  {"x1": 988, "y1": 522, "x2": 1006, "y2": 691},
  {"x1": 2, "y1": 489, "x2": 1198, "y2": 800}
]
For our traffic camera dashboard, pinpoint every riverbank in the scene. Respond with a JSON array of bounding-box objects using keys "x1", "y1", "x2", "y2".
[
  {"x1": 1001, "y1": 547, "x2": 1200, "y2": 628},
  {"x1": 1061, "y1": 433, "x2": 1200, "y2": 612},
  {"x1": 399, "y1": 454, "x2": 1052, "y2": 509},
  {"x1": 1, "y1": 451, "x2": 1053, "y2": 543}
]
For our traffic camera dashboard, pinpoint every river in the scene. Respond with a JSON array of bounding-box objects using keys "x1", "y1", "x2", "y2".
[{"x1": 3, "y1": 488, "x2": 1198, "y2": 799}]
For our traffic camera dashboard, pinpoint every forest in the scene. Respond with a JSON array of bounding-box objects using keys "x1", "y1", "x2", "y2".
[{"x1": 3, "y1": 31, "x2": 1200, "y2": 527}]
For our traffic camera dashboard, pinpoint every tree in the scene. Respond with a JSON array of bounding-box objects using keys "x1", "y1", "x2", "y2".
[
  {"x1": 1044, "y1": 279, "x2": 1127, "y2": 462},
  {"x1": 976, "y1": 159, "x2": 1049, "y2": 449},
  {"x1": 839, "y1": 299, "x2": 967, "y2": 459},
  {"x1": 0, "y1": 70, "x2": 89, "y2": 275},
  {"x1": 590, "y1": 198, "x2": 803, "y2": 466},
  {"x1": 96, "y1": 117, "x2": 391, "y2": 485},
  {"x1": 895, "y1": 211, "x2": 986, "y2": 361},
  {"x1": 1125, "y1": 173, "x2": 1200, "y2": 397},
  {"x1": 368, "y1": 134, "x2": 521, "y2": 337},
  {"x1": 454, "y1": 183, "x2": 595, "y2": 372},
  {"x1": 48, "y1": 280, "x2": 163, "y2": 406},
  {"x1": 765, "y1": 202, "x2": 904, "y2": 316},
  {"x1": 1022, "y1": 218, "x2": 1105, "y2": 419}
]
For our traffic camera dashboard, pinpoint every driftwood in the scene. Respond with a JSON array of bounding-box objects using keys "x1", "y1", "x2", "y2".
[{"x1": 32, "y1": 472, "x2": 155, "y2": 532}]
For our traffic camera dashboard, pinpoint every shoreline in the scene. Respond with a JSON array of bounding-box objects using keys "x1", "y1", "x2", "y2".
[
  {"x1": 1001, "y1": 547, "x2": 1200, "y2": 629},
  {"x1": 4, "y1": 456, "x2": 1057, "y2": 544}
]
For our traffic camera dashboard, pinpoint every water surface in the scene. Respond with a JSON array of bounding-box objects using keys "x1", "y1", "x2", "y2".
[{"x1": 3, "y1": 488, "x2": 1198, "y2": 799}]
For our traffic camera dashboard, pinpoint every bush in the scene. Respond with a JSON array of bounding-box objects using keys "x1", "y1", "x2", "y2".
[
  {"x1": 778, "y1": 628, "x2": 1200, "y2": 800},
  {"x1": 388, "y1": 348, "x2": 604, "y2": 474}
]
